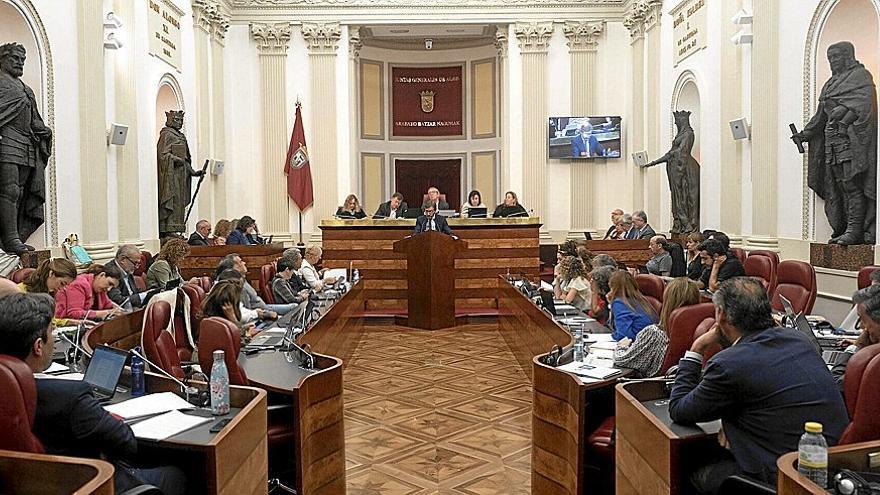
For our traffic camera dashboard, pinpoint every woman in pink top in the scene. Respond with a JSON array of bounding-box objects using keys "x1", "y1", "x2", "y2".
[{"x1": 54, "y1": 264, "x2": 123, "y2": 321}]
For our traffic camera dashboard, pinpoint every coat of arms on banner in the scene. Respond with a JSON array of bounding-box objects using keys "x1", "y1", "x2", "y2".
[
  {"x1": 420, "y1": 90, "x2": 435, "y2": 113},
  {"x1": 291, "y1": 145, "x2": 308, "y2": 169}
]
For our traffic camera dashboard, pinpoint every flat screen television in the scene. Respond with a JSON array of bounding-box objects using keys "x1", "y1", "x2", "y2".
[{"x1": 548, "y1": 116, "x2": 622, "y2": 159}]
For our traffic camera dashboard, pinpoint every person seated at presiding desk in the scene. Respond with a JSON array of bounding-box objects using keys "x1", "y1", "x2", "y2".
[
  {"x1": 631, "y1": 210, "x2": 656, "y2": 239},
  {"x1": 212, "y1": 218, "x2": 232, "y2": 246},
  {"x1": 608, "y1": 270, "x2": 658, "y2": 341},
  {"x1": 831, "y1": 284, "x2": 880, "y2": 392},
  {"x1": 685, "y1": 232, "x2": 705, "y2": 281},
  {"x1": 460, "y1": 189, "x2": 486, "y2": 218},
  {"x1": 618, "y1": 213, "x2": 637, "y2": 239},
  {"x1": 424, "y1": 186, "x2": 450, "y2": 211},
  {"x1": 188, "y1": 219, "x2": 212, "y2": 246},
  {"x1": 644, "y1": 235, "x2": 673, "y2": 276},
  {"x1": 146, "y1": 237, "x2": 189, "y2": 290},
  {"x1": 202, "y1": 278, "x2": 258, "y2": 341},
  {"x1": 54, "y1": 263, "x2": 124, "y2": 321},
  {"x1": 335, "y1": 193, "x2": 367, "y2": 219},
  {"x1": 698, "y1": 239, "x2": 745, "y2": 292},
  {"x1": 669, "y1": 278, "x2": 848, "y2": 494},
  {"x1": 374, "y1": 192, "x2": 407, "y2": 219},
  {"x1": 414, "y1": 203, "x2": 453, "y2": 235},
  {"x1": 299, "y1": 245, "x2": 338, "y2": 291},
  {"x1": 553, "y1": 255, "x2": 592, "y2": 312},
  {"x1": 227, "y1": 215, "x2": 262, "y2": 245},
  {"x1": 0, "y1": 292, "x2": 186, "y2": 494},
  {"x1": 492, "y1": 191, "x2": 528, "y2": 218},
  {"x1": 603, "y1": 208, "x2": 624, "y2": 239},
  {"x1": 589, "y1": 265, "x2": 615, "y2": 326},
  {"x1": 614, "y1": 278, "x2": 700, "y2": 377}
]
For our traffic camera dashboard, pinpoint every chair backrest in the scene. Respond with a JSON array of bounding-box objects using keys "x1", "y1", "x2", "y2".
[
  {"x1": 748, "y1": 250, "x2": 779, "y2": 266},
  {"x1": 198, "y1": 317, "x2": 248, "y2": 386},
  {"x1": 141, "y1": 301, "x2": 185, "y2": 379},
  {"x1": 422, "y1": 193, "x2": 447, "y2": 206},
  {"x1": 743, "y1": 255, "x2": 773, "y2": 292},
  {"x1": 858, "y1": 266, "x2": 880, "y2": 290},
  {"x1": 748, "y1": 250, "x2": 779, "y2": 295},
  {"x1": 635, "y1": 274, "x2": 665, "y2": 315},
  {"x1": 9, "y1": 268, "x2": 34, "y2": 284},
  {"x1": 133, "y1": 251, "x2": 152, "y2": 277},
  {"x1": 729, "y1": 248, "x2": 747, "y2": 264},
  {"x1": 668, "y1": 242, "x2": 687, "y2": 278},
  {"x1": 660, "y1": 303, "x2": 716, "y2": 375},
  {"x1": 0, "y1": 355, "x2": 43, "y2": 453},
  {"x1": 692, "y1": 317, "x2": 722, "y2": 363},
  {"x1": 840, "y1": 344, "x2": 880, "y2": 445},
  {"x1": 771, "y1": 260, "x2": 817, "y2": 315},
  {"x1": 197, "y1": 276, "x2": 213, "y2": 293},
  {"x1": 260, "y1": 263, "x2": 276, "y2": 305}
]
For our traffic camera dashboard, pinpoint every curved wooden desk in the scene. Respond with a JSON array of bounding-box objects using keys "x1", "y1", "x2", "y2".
[
  {"x1": 777, "y1": 440, "x2": 880, "y2": 494},
  {"x1": 177, "y1": 244, "x2": 285, "y2": 288},
  {"x1": 0, "y1": 449, "x2": 114, "y2": 494},
  {"x1": 83, "y1": 309, "x2": 144, "y2": 354}
]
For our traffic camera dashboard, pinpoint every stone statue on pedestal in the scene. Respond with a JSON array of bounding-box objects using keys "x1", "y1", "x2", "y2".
[
  {"x1": 644, "y1": 110, "x2": 700, "y2": 234},
  {"x1": 794, "y1": 41, "x2": 877, "y2": 245},
  {"x1": 157, "y1": 110, "x2": 203, "y2": 237},
  {"x1": 0, "y1": 43, "x2": 52, "y2": 254}
]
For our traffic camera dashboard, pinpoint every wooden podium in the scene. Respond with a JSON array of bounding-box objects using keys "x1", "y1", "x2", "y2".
[{"x1": 393, "y1": 231, "x2": 467, "y2": 329}]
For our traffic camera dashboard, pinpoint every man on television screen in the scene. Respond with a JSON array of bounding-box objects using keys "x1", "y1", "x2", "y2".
[{"x1": 571, "y1": 123, "x2": 606, "y2": 158}]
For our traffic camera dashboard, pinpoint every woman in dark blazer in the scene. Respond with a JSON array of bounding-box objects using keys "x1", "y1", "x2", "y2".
[{"x1": 492, "y1": 191, "x2": 528, "y2": 218}]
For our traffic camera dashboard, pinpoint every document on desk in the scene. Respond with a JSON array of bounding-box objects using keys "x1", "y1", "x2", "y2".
[
  {"x1": 588, "y1": 348, "x2": 615, "y2": 360},
  {"x1": 104, "y1": 392, "x2": 194, "y2": 420},
  {"x1": 558, "y1": 361, "x2": 621, "y2": 380},
  {"x1": 130, "y1": 410, "x2": 212, "y2": 441},
  {"x1": 584, "y1": 333, "x2": 615, "y2": 344},
  {"x1": 588, "y1": 341, "x2": 618, "y2": 351},
  {"x1": 540, "y1": 280, "x2": 553, "y2": 291},
  {"x1": 44, "y1": 362, "x2": 71, "y2": 374}
]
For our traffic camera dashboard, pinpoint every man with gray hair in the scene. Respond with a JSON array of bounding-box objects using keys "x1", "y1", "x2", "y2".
[
  {"x1": 620, "y1": 213, "x2": 639, "y2": 240},
  {"x1": 632, "y1": 210, "x2": 656, "y2": 239},
  {"x1": 187, "y1": 219, "x2": 211, "y2": 246},
  {"x1": 107, "y1": 244, "x2": 142, "y2": 307},
  {"x1": 571, "y1": 122, "x2": 605, "y2": 158}
]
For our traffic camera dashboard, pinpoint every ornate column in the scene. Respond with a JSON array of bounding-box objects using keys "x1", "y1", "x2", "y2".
[
  {"x1": 192, "y1": 1, "x2": 215, "y2": 225},
  {"x1": 624, "y1": 4, "x2": 647, "y2": 212},
  {"x1": 748, "y1": 1, "x2": 779, "y2": 249},
  {"x1": 495, "y1": 25, "x2": 509, "y2": 193},
  {"x1": 250, "y1": 22, "x2": 292, "y2": 238},
  {"x1": 348, "y1": 26, "x2": 362, "y2": 204},
  {"x1": 564, "y1": 20, "x2": 604, "y2": 237},
  {"x1": 514, "y1": 22, "x2": 553, "y2": 235},
  {"x1": 303, "y1": 22, "x2": 341, "y2": 243},
  {"x1": 643, "y1": 1, "x2": 663, "y2": 228},
  {"x1": 209, "y1": 8, "x2": 230, "y2": 218},
  {"x1": 77, "y1": 2, "x2": 112, "y2": 255},
  {"x1": 720, "y1": 0, "x2": 743, "y2": 239},
  {"x1": 114, "y1": 0, "x2": 141, "y2": 242}
]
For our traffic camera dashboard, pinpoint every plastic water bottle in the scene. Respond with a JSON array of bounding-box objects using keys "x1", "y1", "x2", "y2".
[
  {"x1": 573, "y1": 326, "x2": 584, "y2": 362},
  {"x1": 798, "y1": 422, "x2": 828, "y2": 488},
  {"x1": 130, "y1": 347, "x2": 145, "y2": 397},
  {"x1": 210, "y1": 350, "x2": 230, "y2": 416}
]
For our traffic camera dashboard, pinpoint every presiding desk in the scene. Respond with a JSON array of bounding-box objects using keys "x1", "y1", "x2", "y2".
[
  {"x1": 583, "y1": 239, "x2": 652, "y2": 268},
  {"x1": 615, "y1": 381, "x2": 721, "y2": 495},
  {"x1": 0, "y1": 449, "x2": 115, "y2": 494},
  {"x1": 178, "y1": 244, "x2": 285, "y2": 288},
  {"x1": 320, "y1": 217, "x2": 541, "y2": 312},
  {"x1": 777, "y1": 440, "x2": 880, "y2": 494},
  {"x1": 497, "y1": 277, "x2": 626, "y2": 495}
]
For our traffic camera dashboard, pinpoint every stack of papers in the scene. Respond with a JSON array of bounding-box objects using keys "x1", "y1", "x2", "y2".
[
  {"x1": 588, "y1": 348, "x2": 615, "y2": 360},
  {"x1": 104, "y1": 392, "x2": 194, "y2": 420},
  {"x1": 130, "y1": 410, "x2": 213, "y2": 441},
  {"x1": 584, "y1": 333, "x2": 615, "y2": 343},
  {"x1": 558, "y1": 361, "x2": 622, "y2": 380},
  {"x1": 588, "y1": 341, "x2": 618, "y2": 351}
]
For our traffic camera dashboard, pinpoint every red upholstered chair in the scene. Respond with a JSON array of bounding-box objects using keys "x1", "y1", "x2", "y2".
[
  {"x1": 9, "y1": 268, "x2": 34, "y2": 284},
  {"x1": 171, "y1": 289, "x2": 197, "y2": 362},
  {"x1": 692, "y1": 317, "x2": 722, "y2": 363},
  {"x1": 422, "y1": 193, "x2": 447, "y2": 207},
  {"x1": 0, "y1": 355, "x2": 43, "y2": 453},
  {"x1": 858, "y1": 266, "x2": 880, "y2": 290},
  {"x1": 743, "y1": 255, "x2": 773, "y2": 292},
  {"x1": 133, "y1": 251, "x2": 151, "y2": 278},
  {"x1": 198, "y1": 318, "x2": 248, "y2": 386},
  {"x1": 260, "y1": 263, "x2": 277, "y2": 305},
  {"x1": 748, "y1": 250, "x2": 779, "y2": 266},
  {"x1": 729, "y1": 248, "x2": 747, "y2": 264},
  {"x1": 141, "y1": 301, "x2": 185, "y2": 379},
  {"x1": 587, "y1": 416, "x2": 615, "y2": 461},
  {"x1": 660, "y1": 303, "x2": 716, "y2": 376},
  {"x1": 635, "y1": 274, "x2": 665, "y2": 315},
  {"x1": 748, "y1": 250, "x2": 779, "y2": 295},
  {"x1": 771, "y1": 260, "x2": 817, "y2": 315},
  {"x1": 197, "y1": 276, "x2": 213, "y2": 293},
  {"x1": 840, "y1": 344, "x2": 880, "y2": 445}
]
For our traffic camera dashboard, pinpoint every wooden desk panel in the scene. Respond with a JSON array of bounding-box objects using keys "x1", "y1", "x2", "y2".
[
  {"x1": 778, "y1": 440, "x2": 880, "y2": 495},
  {"x1": 0, "y1": 450, "x2": 114, "y2": 494},
  {"x1": 178, "y1": 244, "x2": 285, "y2": 287},
  {"x1": 584, "y1": 239, "x2": 652, "y2": 267},
  {"x1": 320, "y1": 218, "x2": 541, "y2": 311},
  {"x1": 84, "y1": 309, "x2": 144, "y2": 353}
]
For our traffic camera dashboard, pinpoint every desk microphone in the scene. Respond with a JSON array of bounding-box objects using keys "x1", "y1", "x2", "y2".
[
  {"x1": 129, "y1": 348, "x2": 207, "y2": 407},
  {"x1": 507, "y1": 211, "x2": 529, "y2": 218},
  {"x1": 281, "y1": 340, "x2": 314, "y2": 370},
  {"x1": 67, "y1": 310, "x2": 94, "y2": 366}
]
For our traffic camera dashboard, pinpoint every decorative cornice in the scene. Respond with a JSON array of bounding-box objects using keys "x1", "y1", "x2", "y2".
[
  {"x1": 495, "y1": 25, "x2": 509, "y2": 57},
  {"x1": 234, "y1": 0, "x2": 623, "y2": 6},
  {"x1": 514, "y1": 21, "x2": 553, "y2": 53},
  {"x1": 210, "y1": 10, "x2": 231, "y2": 44},
  {"x1": 642, "y1": 0, "x2": 663, "y2": 31},
  {"x1": 348, "y1": 25, "x2": 362, "y2": 59},
  {"x1": 302, "y1": 22, "x2": 342, "y2": 54},
  {"x1": 250, "y1": 22, "x2": 292, "y2": 54},
  {"x1": 563, "y1": 20, "x2": 604, "y2": 51},
  {"x1": 192, "y1": 0, "x2": 216, "y2": 34},
  {"x1": 622, "y1": 1, "x2": 646, "y2": 39}
]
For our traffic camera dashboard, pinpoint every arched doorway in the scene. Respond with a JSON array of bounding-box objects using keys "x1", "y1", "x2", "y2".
[{"x1": 155, "y1": 76, "x2": 184, "y2": 138}]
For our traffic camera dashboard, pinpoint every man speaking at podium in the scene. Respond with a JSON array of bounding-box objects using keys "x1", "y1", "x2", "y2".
[{"x1": 414, "y1": 202, "x2": 453, "y2": 235}]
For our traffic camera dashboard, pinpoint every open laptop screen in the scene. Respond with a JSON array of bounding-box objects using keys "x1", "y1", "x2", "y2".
[{"x1": 83, "y1": 345, "x2": 129, "y2": 397}]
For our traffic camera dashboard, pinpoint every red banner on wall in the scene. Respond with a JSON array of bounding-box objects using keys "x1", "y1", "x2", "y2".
[{"x1": 391, "y1": 66, "x2": 463, "y2": 137}]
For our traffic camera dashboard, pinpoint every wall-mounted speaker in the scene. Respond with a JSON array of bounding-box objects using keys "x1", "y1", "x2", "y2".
[
  {"x1": 107, "y1": 123, "x2": 128, "y2": 145},
  {"x1": 211, "y1": 160, "x2": 225, "y2": 176},
  {"x1": 631, "y1": 151, "x2": 648, "y2": 167},
  {"x1": 729, "y1": 117, "x2": 750, "y2": 140}
]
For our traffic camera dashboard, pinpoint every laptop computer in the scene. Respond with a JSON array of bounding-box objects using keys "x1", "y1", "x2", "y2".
[
  {"x1": 402, "y1": 208, "x2": 422, "y2": 219},
  {"x1": 82, "y1": 345, "x2": 129, "y2": 402},
  {"x1": 583, "y1": 232, "x2": 593, "y2": 241},
  {"x1": 165, "y1": 278, "x2": 181, "y2": 290},
  {"x1": 539, "y1": 290, "x2": 580, "y2": 317},
  {"x1": 438, "y1": 209, "x2": 456, "y2": 218},
  {"x1": 791, "y1": 312, "x2": 848, "y2": 366},
  {"x1": 468, "y1": 207, "x2": 488, "y2": 218}
]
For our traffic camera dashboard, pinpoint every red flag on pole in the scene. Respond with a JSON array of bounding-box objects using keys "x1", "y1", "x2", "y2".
[{"x1": 283, "y1": 101, "x2": 314, "y2": 211}]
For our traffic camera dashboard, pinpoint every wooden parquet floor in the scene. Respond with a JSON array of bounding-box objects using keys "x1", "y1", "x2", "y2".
[{"x1": 344, "y1": 323, "x2": 532, "y2": 495}]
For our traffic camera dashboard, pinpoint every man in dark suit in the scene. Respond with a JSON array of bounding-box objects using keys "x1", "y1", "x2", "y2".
[
  {"x1": 0, "y1": 292, "x2": 186, "y2": 494},
  {"x1": 107, "y1": 244, "x2": 142, "y2": 308},
  {"x1": 374, "y1": 192, "x2": 408, "y2": 219},
  {"x1": 669, "y1": 278, "x2": 848, "y2": 493},
  {"x1": 570, "y1": 123, "x2": 606, "y2": 158},
  {"x1": 632, "y1": 210, "x2": 656, "y2": 239},
  {"x1": 620, "y1": 213, "x2": 640, "y2": 239},
  {"x1": 425, "y1": 186, "x2": 450, "y2": 211},
  {"x1": 414, "y1": 203, "x2": 453, "y2": 235},
  {"x1": 187, "y1": 219, "x2": 211, "y2": 246}
]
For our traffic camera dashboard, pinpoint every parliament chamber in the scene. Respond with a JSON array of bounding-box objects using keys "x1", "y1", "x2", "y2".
[{"x1": 3, "y1": 0, "x2": 880, "y2": 493}]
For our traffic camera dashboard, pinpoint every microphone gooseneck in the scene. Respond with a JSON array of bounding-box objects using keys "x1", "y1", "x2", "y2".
[{"x1": 129, "y1": 348, "x2": 200, "y2": 402}]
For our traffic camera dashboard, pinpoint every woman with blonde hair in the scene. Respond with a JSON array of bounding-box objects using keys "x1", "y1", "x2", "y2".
[
  {"x1": 20, "y1": 258, "x2": 77, "y2": 295},
  {"x1": 608, "y1": 270, "x2": 658, "y2": 341},
  {"x1": 613, "y1": 278, "x2": 700, "y2": 376},
  {"x1": 146, "y1": 238, "x2": 190, "y2": 289},
  {"x1": 335, "y1": 194, "x2": 367, "y2": 219},
  {"x1": 492, "y1": 191, "x2": 528, "y2": 218},
  {"x1": 212, "y1": 219, "x2": 232, "y2": 246},
  {"x1": 553, "y1": 256, "x2": 592, "y2": 312},
  {"x1": 685, "y1": 231, "x2": 705, "y2": 280}
]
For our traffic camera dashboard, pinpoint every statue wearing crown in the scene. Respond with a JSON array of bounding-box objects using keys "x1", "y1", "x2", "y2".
[
  {"x1": 157, "y1": 110, "x2": 203, "y2": 237},
  {"x1": 644, "y1": 110, "x2": 701, "y2": 234}
]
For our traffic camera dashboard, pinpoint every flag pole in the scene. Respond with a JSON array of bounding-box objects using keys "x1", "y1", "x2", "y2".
[{"x1": 297, "y1": 210, "x2": 304, "y2": 247}]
